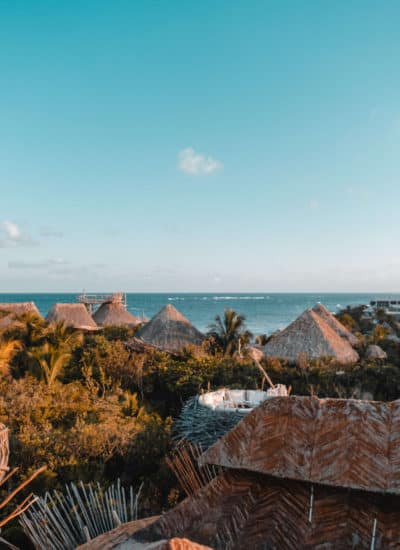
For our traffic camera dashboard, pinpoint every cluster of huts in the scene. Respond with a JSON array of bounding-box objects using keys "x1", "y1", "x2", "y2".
[
  {"x1": 0, "y1": 300, "x2": 387, "y2": 363},
  {"x1": 0, "y1": 299, "x2": 205, "y2": 354}
]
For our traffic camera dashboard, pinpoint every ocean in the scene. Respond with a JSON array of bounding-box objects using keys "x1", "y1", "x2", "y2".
[{"x1": 0, "y1": 292, "x2": 397, "y2": 335}]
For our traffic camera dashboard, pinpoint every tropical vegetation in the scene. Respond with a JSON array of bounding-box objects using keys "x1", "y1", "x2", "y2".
[{"x1": 0, "y1": 304, "x2": 399, "y2": 546}]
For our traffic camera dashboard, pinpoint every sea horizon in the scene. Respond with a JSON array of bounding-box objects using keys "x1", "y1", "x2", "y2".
[{"x1": 1, "y1": 291, "x2": 398, "y2": 334}]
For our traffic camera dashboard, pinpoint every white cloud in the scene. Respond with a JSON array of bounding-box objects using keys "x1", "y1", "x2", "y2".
[
  {"x1": 3, "y1": 220, "x2": 20, "y2": 239},
  {"x1": 178, "y1": 147, "x2": 223, "y2": 176},
  {"x1": 8, "y1": 258, "x2": 68, "y2": 269},
  {"x1": 40, "y1": 227, "x2": 63, "y2": 238},
  {"x1": 0, "y1": 220, "x2": 37, "y2": 247}
]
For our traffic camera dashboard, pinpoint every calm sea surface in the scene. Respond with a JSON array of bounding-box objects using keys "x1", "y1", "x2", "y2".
[{"x1": 0, "y1": 293, "x2": 398, "y2": 335}]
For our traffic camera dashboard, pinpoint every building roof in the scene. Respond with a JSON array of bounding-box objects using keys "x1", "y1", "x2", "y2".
[
  {"x1": 46, "y1": 303, "x2": 98, "y2": 330},
  {"x1": 136, "y1": 304, "x2": 204, "y2": 352},
  {"x1": 0, "y1": 302, "x2": 42, "y2": 318},
  {"x1": 132, "y1": 468, "x2": 400, "y2": 550},
  {"x1": 312, "y1": 303, "x2": 359, "y2": 346},
  {"x1": 76, "y1": 513, "x2": 212, "y2": 550},
  {"x1": 92, "y1": 301, "x2": 141, "y2": 327},
  {"x1": 261, "y1": 308, "x2": 359, "y2": 364},
  {"x1": 200, "y1": 395, "x2": 400, "y2": 495},
  {"x1": 0, "y1": 302, "x2": 43, "y2": 331},
  {"x1": 365, "y1": 344, "x2": 388, "y2": 361}
]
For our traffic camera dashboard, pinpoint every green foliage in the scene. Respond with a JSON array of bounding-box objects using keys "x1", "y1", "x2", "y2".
[
  {"x1": 336, "y1": 305, "x2": 372, "y2": 333},
  {"x1": 208, "y1": 308, "x2": 253, "y2": 356},
  {"x1": 0, "y1": 376, "x2": 148, "y2": 479},
  {"x1": 2, "y1": 309, "x2": 400, "y2": 524}
]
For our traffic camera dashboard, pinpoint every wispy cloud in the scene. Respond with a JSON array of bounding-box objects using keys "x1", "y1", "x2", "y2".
[
  {"x1": 178, "y1": 147, "x2": 223, "y2": 176},
  {"x1": 8, "y1": 258, "x2": 68, "y2": 269},
  {"x1": 309, "y1": 199, "x2": 319, "y2": 209},
  {"x1": 40, "y1": 227, "x2": 64, "y2": 238},
  {"x1": 0, "y1": 220, "x2": 37, "y2": 247}
]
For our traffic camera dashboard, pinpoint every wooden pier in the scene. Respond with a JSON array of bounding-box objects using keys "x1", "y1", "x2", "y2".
[{"x1": 77, "y1": 292, "x2": 127, "y2": 314}]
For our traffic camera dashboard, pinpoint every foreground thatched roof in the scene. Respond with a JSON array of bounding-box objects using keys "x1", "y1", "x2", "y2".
[
  {"x1": 312, "y1": 303, "x2": 359, "y2": 346},
  {"x1": 136, "y1": 304, "x2": 204, "y2": 352},
  {"x1": 114, "y1": 395, "x2": 400, "y2": 549},
  {"x1": 365, "y1": 344, "x2": 387, "y2": 361},
  {"x1": 261, "y1": 309, "x2": 359, "y2": 364},
  {"x1": 79, "y1": 518, "x2": 211, "y2": 550},
  {"x1": 200, "y1": 395, "x2": 400, "y2": 494},
  {"x1": 92, "y1": 301, "x2": 141, "y2": 327},
  {"x1": 46, "y1": 303, "x2": 98, "y2": 330}
]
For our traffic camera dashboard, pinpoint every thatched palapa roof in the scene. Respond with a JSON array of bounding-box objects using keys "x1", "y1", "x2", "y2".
[
  {"x1": 261, "y1": 308, "x2": 359, "y2": 364},
  {"x1": 0, "y1": 302, "x2": 42, "y2": 331},
  {"x1": 46, "y1": 303, "x2": 98, "y2": 331},
  {"x1": 136, "y1": 304, "x2": 204, "y2": 352},
  {"x1": 312, "y1": 303, "x2": 359, "y2": 346},
  {"x1": 200, "y1": 395, "x2": 400, "y2": 494},
  {"x1": 365, "y1": 344, "x2": 387, "y2": 361},
  {"x1": 92, "y1": 301, "x2": 141, "y2": 327},
  {"x1": 0, "y1": 302, "x2": 42, "y2": 318},
  {"x1": 123, "y1": 396, "x2": 400, "y2": 549}
]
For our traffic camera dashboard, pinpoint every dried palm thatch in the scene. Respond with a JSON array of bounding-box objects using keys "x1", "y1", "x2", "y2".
[
  {"x1": 200, "y1": 396, "x2": 400, "y2": 494},
  {"x1": 20, "y1": 479, "x2": 143, "y2": 550},
  {"x1": 128, "y1": 396, "x2": 400, "y2": 549},
  {"x1": 262, "y1": 309, "x2": 359, "y2": 365},
  {"x1": 132, "y1": 469, "x2": 400, "y2": 549},
  {"x1": 125, "y1": 336, "x2": 176, "y2": 356},
  {"x1": 365, "y1": 344, "x2": 387, "y2": 361},
  {"x1": 79, "y1": 527, "x2": 211, "y2": 550},
  {"x1": 92, "y1": 301, "x2": 141, "y2": 327},
  {"x1": 0, "y1": 302, "x2": 42, "y2": 332},
  {"x1": 136, "y1": 305, "x2": 204, "y2": 352},
  {"x1": 166, "y1": 443, "x2": 220, "y2": 497},
  {"x1": 0, "y1": 302, "x2": 41, "y2": 318},
  {"x1": 46, "y1": 304, "x2": 98, "y2": 331},
  {"x1": 76, "y1": 516, "x2": 159, "y2": 550},
  {"x1": 312, "y1": 303, "x2": 359, "y2": 346}
]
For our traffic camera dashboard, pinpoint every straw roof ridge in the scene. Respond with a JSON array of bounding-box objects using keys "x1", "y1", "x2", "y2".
[
  {"x1": 199, "y1": 395, "x2": 400, "y2": 495},
  {"x1": 92, "y1": 301, "x2": 141, "y2": 327},
  {"x1": 46, "y1": 303, "x2": 98, "y2": 330},
  {"x1": 136, "y1": 304, "x2": 204, "y2": 352},
  {"x1": 262, "y1": 308, "x2": 359, "y2": 365},
  {"x1": 312, "y1": 303, "x2": 358, "y2": 346}
]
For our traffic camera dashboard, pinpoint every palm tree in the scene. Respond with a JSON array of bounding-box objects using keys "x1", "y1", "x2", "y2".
[
  {"x1": 29, "y1": 341, "x2": 73, "y2": 386},
  {"x1": 46, "y1": 321, "x2": 83, "y2": 349},
  {"x1": 0, "y1": 338, "x2": 21, "y2": 377},
  {"x1": 11, "y1": 312, "x2": 47, "y2": 348},
  {"x1": 208, "y1": 308, "x2": 252, "y2": 356}
]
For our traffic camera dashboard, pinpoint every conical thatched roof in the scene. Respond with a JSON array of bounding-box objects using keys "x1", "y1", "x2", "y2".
[
  {"x1": 312, "y1": 303, "x2": 358, "y2": 346},
  {"x1": 46, "y1": 303, "x2": 98, "y2": 331},
  {"x1": 0, "y1": 302, "x2": 42, "y2": 331},
  {"x1": 262, "y1": 309, "x2": 359, "y2": 364},
  {"x1": 136, "y1": 304, "x2": 204, "y2": 352},
  {"x1": 365, "y1": 344, "x2": 387, "y2": 361},
  {"x1": 92, "y1": 302, "x2": 141, "y2": 327},
  {"x1": 0, "y1": 302, "x2": 42, "y2": 318}
]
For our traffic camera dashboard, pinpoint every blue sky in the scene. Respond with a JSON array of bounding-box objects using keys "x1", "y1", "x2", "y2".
[{"x1": 1, "y1": 0, "x2": 400, "y2": 292}]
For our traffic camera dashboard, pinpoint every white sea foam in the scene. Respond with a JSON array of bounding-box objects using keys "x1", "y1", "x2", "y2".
[{"x1": 212, "y1": 296, "x2": 265, "y2": 300}]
